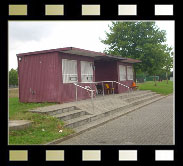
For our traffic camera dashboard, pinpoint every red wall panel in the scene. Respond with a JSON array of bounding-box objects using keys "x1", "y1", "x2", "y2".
[
  {"x1": 57, "y1": 53, "x2": 95, "y2": 103},
  {"x1": 18, "y1": 52, "x2": 60, "y2": 102},
  {"x1": 117, "y1": 61, "x2": 133, "y2": 93}
]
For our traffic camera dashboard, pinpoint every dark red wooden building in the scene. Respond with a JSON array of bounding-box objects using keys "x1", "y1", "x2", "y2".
[{"x1": 17, "y1": 47, "x2": 141, "y2": 103}]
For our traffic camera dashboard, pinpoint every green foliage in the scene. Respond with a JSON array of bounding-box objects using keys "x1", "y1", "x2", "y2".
[
  {"x1": 101, "y1": 21, "x2": 173, "y2": 77},
  {"x1": 136, "y1": 72, "x2": 146, "y2": 83},
  {"x1": 145, "y1": 76, "x2": 159, "y2": 81},
  {"x1": 9, "y1": 68, "x2": 18, "y2": 86},
  {"x1": 164, "y1": 48, "x2": 173, "y2": 71}
]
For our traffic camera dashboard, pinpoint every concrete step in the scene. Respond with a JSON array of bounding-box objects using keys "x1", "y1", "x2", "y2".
[
  {"x1": 74, "y1": 95, "x2": 166, "y2": 134},
  {"x1": 29, "y1": 105, "x2": 79, "y2": 115},
  {"x1": 9, "y1": 120, "x2": 33, "y2": 130},
  {"x1": 64, "y1": 115, "x2": 92, "y2": 128},
  {"x1": 45, "y1": 106, "x2": 79, "y2": 116},
  {"x1": 119, "y1": 90, "x2": 154, "y2": 99},
  {"x1": 47, "y1": 94, "x2": 167, "y2": 145},
  {"x1": 53, "y1": 110, "x2": 90, "y2": 121},
  {"x1": 64, "y1": 93, "x2": 162, "y2": 129},
  {"x1": 92, "y1": 92, "x2": 158, "y2": 112},
  {"x1": 124, "y1": 92, "x2": 157, "y2": 103},
  {"x1": 95, "y1": 94, "x2": 162, "y2": 121},
  {"x1": 129, "y1": 94, "x2": 162, "y2": 107}
]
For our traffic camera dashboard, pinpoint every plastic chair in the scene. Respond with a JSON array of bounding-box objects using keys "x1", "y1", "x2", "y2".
[
  {"x1": 105, "y1": 83, "x2": 114, "y2": 94},
  {"x1": 131, "y1": 82, "x2": 138, "y2": 91}
]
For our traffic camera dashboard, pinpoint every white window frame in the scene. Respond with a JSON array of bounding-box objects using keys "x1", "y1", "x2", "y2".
[
  {"x1": 81, "y1": 61, "x2": 94, "y2": 82},
  {"x1": 119, "y1": 65, "x2": 126, "y2": 81},
  {"x1": 62, "y1": 59, "x2": 78, "y2": 83},
  {"x1": 127, "y1": 66, "x2": 133, "y2": 80}
]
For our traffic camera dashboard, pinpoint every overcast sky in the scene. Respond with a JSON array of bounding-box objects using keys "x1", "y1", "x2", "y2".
[{"x1": 8, "y1": 21, "x2": 174, "y2": 70}]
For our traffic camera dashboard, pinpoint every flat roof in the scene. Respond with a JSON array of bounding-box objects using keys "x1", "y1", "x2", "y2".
[
  {"x1": 17, "y1": 47, "x2": 141, "y2": 63},
  {"x1": 121, "y1": 57, "x2": 141, "y2": 63}
]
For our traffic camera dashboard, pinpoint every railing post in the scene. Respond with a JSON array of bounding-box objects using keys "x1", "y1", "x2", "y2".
[
  {"x1": 112, "y1": 81, "x2": 114, "y2": 95},
  {"x1": 102, "y1": 82, "x2": 105, "y2": 97},
  {"x1": 91, "y1": 90, "x2": 94, "y2": 113},
  {"x1": 75, "y1": 84, "x2": 78, "y2": 101}
]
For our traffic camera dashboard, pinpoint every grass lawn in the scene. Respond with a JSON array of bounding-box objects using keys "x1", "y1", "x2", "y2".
[
  {"x1": 137, "y1": 80, "x2": 173, "y2": 95},
  {"x1": 9, "y1": 97, "x2": 74, "y2": 145}
]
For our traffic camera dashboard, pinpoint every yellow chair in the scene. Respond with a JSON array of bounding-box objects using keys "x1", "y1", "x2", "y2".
[{"x1": 105, "y1": 83, "x2": 114, "y2": 94}]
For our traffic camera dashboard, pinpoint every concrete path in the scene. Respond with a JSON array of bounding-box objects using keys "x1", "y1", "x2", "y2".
[
  {"x1": 58, "y1": 94, "x2": 174, "y2": 145},
  {"x1": 9, "y1": 120, "x2": 33, "y2": 130}
]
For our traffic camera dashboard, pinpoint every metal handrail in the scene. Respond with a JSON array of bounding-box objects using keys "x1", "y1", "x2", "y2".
[
  {"x1": 113, "y1": 81, "x2": 131, "y2": 94},
  {"x1": 75, "y1": 80, "x2": 131, "y2": 95},
  {"x1": 73, "y1": 81, "x2": 132, "y2": 113},
  {"x1": 73, "y1": 83, "x2": 94, "y2": 92},
  {"x1": 73, "y1": 83, "x2": 95, "y2": 112},
  {"x1": 113, "y1": 81, "x2": 131, "y2": 90}
]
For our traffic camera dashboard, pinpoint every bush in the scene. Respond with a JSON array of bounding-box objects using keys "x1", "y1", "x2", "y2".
[{"x1": 9, "y1": 68, "x2": 18, "y2": 86}]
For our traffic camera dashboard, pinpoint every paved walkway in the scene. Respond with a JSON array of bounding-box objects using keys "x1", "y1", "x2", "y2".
[{"x1": 58, "y1": 94, "x2": 174, "y2": 145}]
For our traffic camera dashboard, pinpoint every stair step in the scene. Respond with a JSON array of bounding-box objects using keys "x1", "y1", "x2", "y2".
[
  {"x1": 119, "y1": 90, "x2": 154, "y2": 99},
  {"x1": 129, "y1": 94, "x2": 161, "y2": 106},
  {"x1": 74, "y1": 95, "x2": 166, "y2": 133},
  {"x1": 64, "y1": 93, "x2": 162, "y2": 129},
  {"x1": 53, "y1": 110, "x2": 89, "y2": 121},
  {"x1": 47, "y1": 95, "x2": 166, "y2": 144},
  {"x1": 45, "y1": 106, "x2": 79, "y2": 116},
  {"x1": 97, "y1": 94, "x2": 162, "y2": 120},
  {"x1": 64, "y1": 115, "x2": 92, "y2": 129},
  {"x1": 125, "y1": 92, "x2": 156, "y2": 102}
]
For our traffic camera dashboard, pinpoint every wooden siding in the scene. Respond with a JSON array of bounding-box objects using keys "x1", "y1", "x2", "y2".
[{"x1": 18, "y1": 52, "x2": 60, "y2": 102}]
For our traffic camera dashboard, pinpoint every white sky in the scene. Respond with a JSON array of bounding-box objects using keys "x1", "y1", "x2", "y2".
[{"x1": 8, "y1": 20, "x2": 174, "y2": 70}]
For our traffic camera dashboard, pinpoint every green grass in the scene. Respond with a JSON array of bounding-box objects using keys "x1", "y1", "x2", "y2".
[
  {"x1": 137, "y1": 80, "x2": 173, "y2": 95},
  {"x1": 9, "y1": 98, "x2": 55, "y2": 119},
  {"x1": 9, "y1": 98, "x2": 74, "y2": 145}
]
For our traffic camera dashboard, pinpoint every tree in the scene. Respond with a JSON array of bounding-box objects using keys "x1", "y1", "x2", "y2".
[
  {"x1": 9, "y1": 68, "x2": 18, "y2": 86},
  {"x1": 141, "y1": 43, "x2": 167, "y2": 86},
  {"x1": 101, "y1": 21, "x2": 168, "y2": 85},
  {"x1": 162, "y1": 48, "x2": 173, "y2": 84}
]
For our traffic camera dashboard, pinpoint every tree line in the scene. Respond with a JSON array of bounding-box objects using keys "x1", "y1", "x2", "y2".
[
  {"x1": 101, "y1": 21, "x2": 173, "y2": 85},
  {"x1": 9, "y1": 68, "x2": 18, "y2": 86}
]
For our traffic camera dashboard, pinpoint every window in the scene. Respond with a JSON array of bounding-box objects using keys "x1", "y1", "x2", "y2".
[
  {"x1": 119, "y1": 65, "x2": 126, "y2": 81},
  {"x1": 127, "y1": 66, "x2": 133, "y2": 80},
  {"x1": 81, "y1": 61, "x2": 93, "y2": 82},
  {"x1": 62, "y1": 59, "x2": 78, "y2": 83}
]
